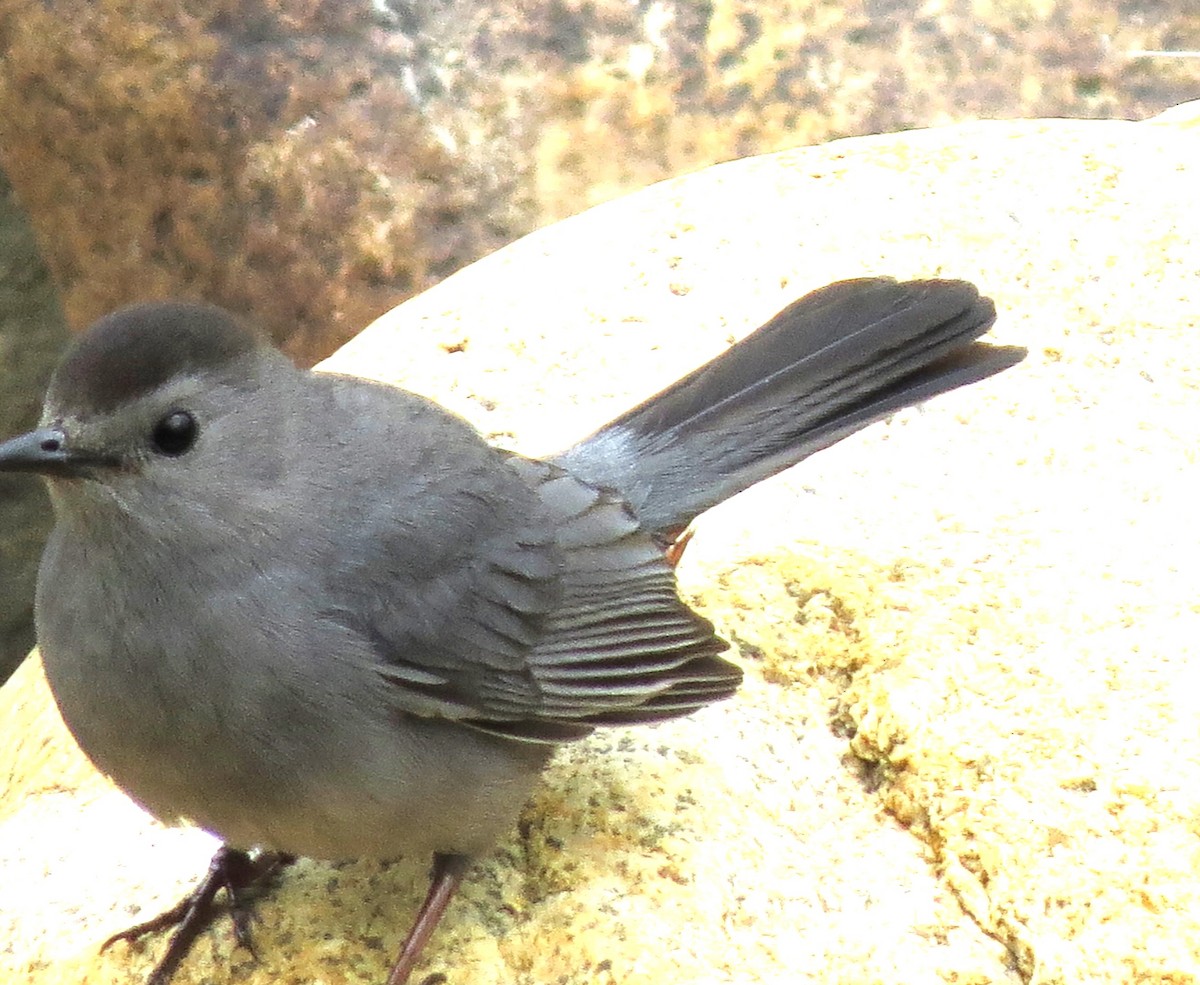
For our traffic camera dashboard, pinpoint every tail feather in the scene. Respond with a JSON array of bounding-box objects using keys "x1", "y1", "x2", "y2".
[{"x1": 554, "y1": 278, "x2": 1023, "y2": 535}]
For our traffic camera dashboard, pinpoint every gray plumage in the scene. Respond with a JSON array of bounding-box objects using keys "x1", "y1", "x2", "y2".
[
  {"x1": 0, "y1": 277, "x2": 1022, "y2": 983},
  {"x1": 558, "y1": 277, "x2": 1015, "y2": 533}
]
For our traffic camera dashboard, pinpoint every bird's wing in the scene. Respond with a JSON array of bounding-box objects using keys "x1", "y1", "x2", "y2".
[{"x1": 338, "y1": 453, "x2": 739, "y2": 744}]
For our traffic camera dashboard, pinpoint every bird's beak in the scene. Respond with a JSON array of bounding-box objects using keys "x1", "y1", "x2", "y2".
[{"x1": 0, "y1": 427, "x2": 100, "y2": 478}]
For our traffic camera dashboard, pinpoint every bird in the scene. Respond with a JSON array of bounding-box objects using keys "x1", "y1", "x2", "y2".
[{"x1": 0, "y1": 277, "x2": 1022, "y2": 985}]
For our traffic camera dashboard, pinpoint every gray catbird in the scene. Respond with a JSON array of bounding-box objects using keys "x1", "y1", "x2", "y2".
[{"x1": 0, "y1": 277, "x2": 1022, "y2": 985}]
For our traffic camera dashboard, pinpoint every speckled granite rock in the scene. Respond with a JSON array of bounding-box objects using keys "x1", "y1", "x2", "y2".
[
  {"x1": 0, "y1": 169, "x2": 68, "y2": 687},
  {"x1": 0, "y1": 0, "x2": 538, "y2": 362},
  {"x1": 0, "y1": 0, "x2": 1194, "y2": 361},
  {"x1": 4, "y1": 108, "x2": 1200, "y2": 984}
]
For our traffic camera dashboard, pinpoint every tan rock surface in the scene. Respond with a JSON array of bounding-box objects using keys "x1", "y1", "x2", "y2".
[{"x1": 4, "y1": 109, "x2": 1200, "y2": 983}]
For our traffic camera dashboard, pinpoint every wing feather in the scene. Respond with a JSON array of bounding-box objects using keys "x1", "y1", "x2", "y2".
[{"x1": 356, "y1": 453, "x2": 740, "y2": 743}]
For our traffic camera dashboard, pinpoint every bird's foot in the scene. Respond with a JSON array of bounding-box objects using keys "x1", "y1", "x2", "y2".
[{"x1": 101, "y1": 844, "x2": 294, "y2": 985}]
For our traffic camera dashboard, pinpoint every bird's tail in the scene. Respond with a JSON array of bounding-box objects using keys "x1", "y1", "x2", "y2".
[{"x1": 554, "y1": 277, "x2": 1024, "y2": 536}]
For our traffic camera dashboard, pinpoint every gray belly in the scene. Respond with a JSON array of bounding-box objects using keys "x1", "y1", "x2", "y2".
[{"x1": 38, "y1": 580, "x2": 550, "y2": 861}]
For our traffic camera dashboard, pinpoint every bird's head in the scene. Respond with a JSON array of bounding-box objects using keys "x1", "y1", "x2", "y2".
[{"x1": 0, "y1": 302, "x2": 295, "y2": 514}]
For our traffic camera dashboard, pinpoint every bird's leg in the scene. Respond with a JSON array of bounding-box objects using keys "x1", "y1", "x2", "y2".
[
  {"x1": 386, "y1": 852, "x2": 473, "y2": 985},
  {"x1": 100, "y1": 844, "x2": 294, "y2": 985}
]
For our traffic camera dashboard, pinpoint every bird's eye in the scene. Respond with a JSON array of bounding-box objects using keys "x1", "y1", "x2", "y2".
[{"x1": 151, "y1": 411, "x2": 198, "y2": 457}]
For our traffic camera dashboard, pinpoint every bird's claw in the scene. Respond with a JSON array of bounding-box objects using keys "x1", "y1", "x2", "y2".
[{"x1": 101, "y1": 845, "x2": 294, "y2": 985}]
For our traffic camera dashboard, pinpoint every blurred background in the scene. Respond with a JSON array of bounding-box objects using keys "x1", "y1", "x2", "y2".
[{"x1": 0, "y1": 0, "x2": 1196, "y2": 361}]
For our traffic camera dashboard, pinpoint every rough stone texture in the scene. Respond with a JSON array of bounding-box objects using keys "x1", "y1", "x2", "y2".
[
  {"x1": 526, "y1": 0, "x2": 1200, "y2": 223},
  {"x1": 0, "y1": 170, "x2": 68, "y2": 687},
  {"x1": 0, "y1": 0, "x2": 537, "y2": 363},
  {"x1": 3, "y1": 110, "x2": 1200, "y2": 984},
  {"x1": 0, "y1": 0, "x2": 1195, "y2": 361}
]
